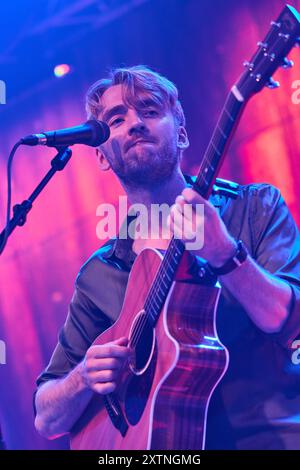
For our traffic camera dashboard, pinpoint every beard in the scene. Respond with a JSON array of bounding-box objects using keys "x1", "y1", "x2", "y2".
[{"x1": 102, "y1": 137, "x2": 180, "y2": 189}]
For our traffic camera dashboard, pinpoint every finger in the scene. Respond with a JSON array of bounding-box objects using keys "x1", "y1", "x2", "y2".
[
  {"x1": 182, "y1": 187, "x2": 204, "y2": 203},
  {"x1": 93, "y1": 382, "x2": 116, "y2": 395},
  {"x1": 171, "y1": 211, "x2": 201, "y2": 241},
  {"x1": 170, "y1": 204, "x2": 185, "y2": 224},
  {"x1": 169, "y1": 203, "x2": 180, "y2": 220},
  {"x1": 170, "y1": 215, "x2": 185, "y2": 240},
  {"x1": 183, "y1": 189, "x2": 215, "y2": 215},
  {"x1": 175, "y1": 195, "x2": 185, "y2": 210},
  {"x1": 85, "y1": 357, "x2": 124, "y2": 372},
  {"x1": 88, "y1": 344, "x2": 131, "y2": 359},
  {"x1": 89, "y1": 369, "x2": 120, "y2": 383},
  {"x1": 111, "y1": 337, "x2": 128, "y2": 346}
]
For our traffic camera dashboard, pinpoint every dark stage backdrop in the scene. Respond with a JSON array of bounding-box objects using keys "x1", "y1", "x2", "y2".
[{"x1": 0, "y1": 0, "x2": 300, "y2": 449}]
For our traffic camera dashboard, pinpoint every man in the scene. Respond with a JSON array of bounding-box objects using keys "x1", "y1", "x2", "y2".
[{"x1": 34, "y1": 66, "x2": 300, "y2": 449}]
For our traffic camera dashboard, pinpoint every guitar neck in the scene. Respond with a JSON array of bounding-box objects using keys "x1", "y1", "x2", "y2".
[
  {"x1": 144, "y1": 90, "x2": 247, "y2": 325},
  {"x1": 194, "y1": 88, "x2": 246, "y2": 198}
]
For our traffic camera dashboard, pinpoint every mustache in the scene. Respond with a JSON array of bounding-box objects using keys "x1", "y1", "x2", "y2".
[{"x1": 124, "y1": 137, "x2": 157, "y2": 152}]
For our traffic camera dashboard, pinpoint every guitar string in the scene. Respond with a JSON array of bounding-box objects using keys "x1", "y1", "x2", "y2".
[{"x1": 129, "y1": 237, "x2": 182, "y2": 348}]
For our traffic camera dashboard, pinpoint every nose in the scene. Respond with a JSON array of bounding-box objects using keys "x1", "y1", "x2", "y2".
[{"x1": 127, "y1": 109, "x2": 147, "y2": 136}]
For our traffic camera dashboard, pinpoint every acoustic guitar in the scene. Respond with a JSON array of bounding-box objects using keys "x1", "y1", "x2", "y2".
[{"x1": 71, "y1": 5, "x2": 300, "y2": 450}]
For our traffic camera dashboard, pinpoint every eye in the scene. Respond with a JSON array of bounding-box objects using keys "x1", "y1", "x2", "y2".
[
  {"x1": 110, "y1": 117, "x2": 124, "y2": 126},
  {"x1": 143, "y1": 109, "x2": 159, "y2": 117}
]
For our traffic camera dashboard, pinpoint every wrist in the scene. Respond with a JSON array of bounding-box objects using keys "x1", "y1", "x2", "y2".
[
  {"x1": 207, "y1": 239, "x2": 248, "y2": 276},
  {"x1": 209, "y1": 238, "x2": 237, "y2": 269},
  {"x1": 75, "y1": 360, "x2": 91, "y2": 392}
]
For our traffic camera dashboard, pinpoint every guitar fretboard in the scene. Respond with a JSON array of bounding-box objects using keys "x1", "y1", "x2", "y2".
[
  {"x1": 196, "y1": 90, "x2": 245, "y2": 198},
  {"x1": 143, "y1": 91, "x2": 245, "y2": 326}
]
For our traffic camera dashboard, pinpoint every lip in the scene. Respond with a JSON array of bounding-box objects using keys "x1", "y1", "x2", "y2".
[{"x1": 127, "y1": 140, "x2": 155, "y2": 151}]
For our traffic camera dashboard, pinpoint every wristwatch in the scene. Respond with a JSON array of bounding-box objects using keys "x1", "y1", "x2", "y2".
[{"x1": 206, "y1": 239, "x2": 248, "y2": 276}]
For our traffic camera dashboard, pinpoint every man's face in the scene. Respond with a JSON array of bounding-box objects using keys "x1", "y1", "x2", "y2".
[{"x1": 97, "y1": 84, "x2": 183, "y2": 188}]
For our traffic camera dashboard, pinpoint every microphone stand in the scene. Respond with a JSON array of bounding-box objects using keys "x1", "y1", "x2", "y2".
[
  {"x1": 0, "y1": 146, "x2": 72, "y2": 254},
  {"x1": 0, "y1": 422, "x2": 6, "y2": 450},
  {"x1": 0, "y1": 146, "x2": 73, "y2": 448}
]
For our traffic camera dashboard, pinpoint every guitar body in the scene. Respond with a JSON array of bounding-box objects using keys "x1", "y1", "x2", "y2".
[{"x1": 71, "y1": 248, "x2": 228, "y2": 450}]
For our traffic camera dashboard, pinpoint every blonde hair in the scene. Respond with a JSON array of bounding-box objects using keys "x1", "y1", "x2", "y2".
[{"x1": 86, "y1": 65, "x2": 185, "y2": 126}]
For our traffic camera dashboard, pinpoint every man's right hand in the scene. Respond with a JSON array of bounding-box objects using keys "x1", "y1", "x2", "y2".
[{"x1": 80, "y1": 337, "x2": 131, "y2": 395}]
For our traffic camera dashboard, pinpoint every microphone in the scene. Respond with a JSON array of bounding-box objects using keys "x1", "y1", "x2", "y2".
[{"x1": 21, "y1": 120, "x2": 110, "y2": 148}]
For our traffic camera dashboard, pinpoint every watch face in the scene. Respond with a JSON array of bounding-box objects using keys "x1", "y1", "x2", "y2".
[{"x1": 236, "y1": 240, "x2": 248, "y2": 263}]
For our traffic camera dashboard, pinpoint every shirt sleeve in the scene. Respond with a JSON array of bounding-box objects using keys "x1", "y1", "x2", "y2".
[
  {"x1": 251, "y1": 184, "x2": 300, "y2": 348},
  {"x1": 36, "y1": 279, "x2": 111, "y2": 389}
]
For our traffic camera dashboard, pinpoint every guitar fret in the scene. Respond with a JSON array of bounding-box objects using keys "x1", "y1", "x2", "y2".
[
  {"x1": 160, "y1": 276, "x2": 169, "y2": 289},
  {"x1": 211, "y1": 141, "x2": 221, "y2": 156},
  {"x1": 158, "y1": 284, "x2": 166, "y2": 296},
  {"x1": 169, "y1": 253, "x2": 178, "y2": 264},
  {"x1": 169, "y1": 258, "x2": 179, "y2": 270},
  {"x1": 200, "y1": 175, "x2": 210, "y2": 186},
  {"x1": 151, "y1": 311, "x2": 157, "y2": 324},
  {"x1": 147, "y1": 308, "x2": 156, "y2": 325},
  {"x1": 173, "y1": 247, "x2": 181, "y2": 256},
  {"x1": 174, "y1": 242, "x2": 184, "y2": 255},
  {"x1": 164, "y1": 271, "x2": 172, "y2": 282},
  {"x1": 224, "y1": 107, "x2": 235, "y2": 122},
  {"x1": 217, "y1": 124, "x2": 228, "y2": 139},
  {"x1": 201, "y1": 160, "x2": 214, "y2": 175},
  {"x1": 152, "y1": 297, "x2": 161, "y2": 310}
]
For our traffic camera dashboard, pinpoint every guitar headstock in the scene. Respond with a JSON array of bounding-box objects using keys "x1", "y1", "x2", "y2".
[{"x1": 236, "y1": 4, "x2": 300, "y2": 100}]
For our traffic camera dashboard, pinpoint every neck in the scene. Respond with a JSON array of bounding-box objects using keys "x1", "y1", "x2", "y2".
[
  {"x1": 121, "y1": 168, "x2": 187, "y2": 252},
  {"x1": 123, "y1": 168, "x2": 187, "y2": 210}
]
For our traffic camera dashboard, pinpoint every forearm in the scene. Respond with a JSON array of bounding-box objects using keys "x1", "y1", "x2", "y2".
[
  {"x1": 34, "y1": 361, "x2": 93, "y2": 439},
  {"x1": 172, "y1": 187, "x2": 295, "y2": 334},
  {"x1": 220, "y1": 255, "x2": 292, "y2": 333}
]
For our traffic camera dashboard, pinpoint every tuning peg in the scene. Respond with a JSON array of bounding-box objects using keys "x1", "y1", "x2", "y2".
[
  {"x1": 265, "y1": 77, "x2": 280, "y2": 89},
  {"x1": 257, "y1": 41, "x2": 268, "y2": 51},
  {"x1": 243, "y1": 60, "x2": 254, "y2": 70},
  {"x1": 281, "y1": 57, "x2": 294, "y2": 68},
  {"x1": 270, "y1": 20, "x2": 281, "y2": 28}
]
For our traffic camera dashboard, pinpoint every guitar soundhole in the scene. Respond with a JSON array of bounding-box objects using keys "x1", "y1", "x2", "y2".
[
  {"x1": 129, "y1": 311, "x2": 155, "y2": 374},
  {"x1": 125, "y1": 312, "x2": 157, "y2": 425}
]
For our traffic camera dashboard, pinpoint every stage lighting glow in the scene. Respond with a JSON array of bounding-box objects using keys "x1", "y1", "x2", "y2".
[{"x1": 54, "y1": 64, "x2": 71, "y2": 78}]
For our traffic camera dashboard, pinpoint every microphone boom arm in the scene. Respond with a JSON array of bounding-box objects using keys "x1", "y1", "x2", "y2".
[{"x1": 0, "y1": 146, "x2": 72, "y2": 255}]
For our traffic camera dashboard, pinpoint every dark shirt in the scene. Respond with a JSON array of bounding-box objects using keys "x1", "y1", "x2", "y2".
[{"x1": 36, "y1": 182, "x2": 300, "y2": 450}]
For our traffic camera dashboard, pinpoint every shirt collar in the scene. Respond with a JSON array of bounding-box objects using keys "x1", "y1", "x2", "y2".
[{"x1": 102, "y1": 175, "x2": 226, "y2": 268}]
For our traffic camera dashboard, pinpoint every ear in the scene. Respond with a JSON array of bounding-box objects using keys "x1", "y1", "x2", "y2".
[
  {"x1": 177, "y1": 126, "x2": 189, "y2": 151},
  {"x1": 96, "y1": 148, "x2": 111, "y2": 171}
]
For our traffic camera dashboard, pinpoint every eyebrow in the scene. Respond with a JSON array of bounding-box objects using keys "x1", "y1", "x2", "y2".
[
  {"x1": 102, "y1": 99, "x2": 162, "y2": 123},
  {"x1": 136, "y1": 98, "x2": 160, "y2": 108},
  {"x1": 102, "y1": 105, "x2": 127, "y2": 123}
]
